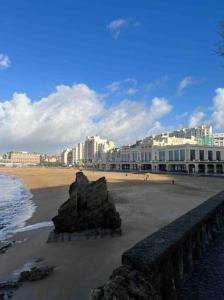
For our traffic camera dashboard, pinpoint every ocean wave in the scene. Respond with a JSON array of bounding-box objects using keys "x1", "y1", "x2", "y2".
[{"x1": 0, "y1": 174, "x2": 36, "y2": 241}]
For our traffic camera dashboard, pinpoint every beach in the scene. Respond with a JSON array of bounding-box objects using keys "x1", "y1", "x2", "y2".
[{"x1": 0, "y1": 167, "x2": 223, "y2": 300}]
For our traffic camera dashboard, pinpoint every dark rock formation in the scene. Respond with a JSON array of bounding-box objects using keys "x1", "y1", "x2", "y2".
[
  {"x1": 19, "y1": 266, "x2": 54, "y2": 282},
  {"x1": 90, "y1": 265, "x2": 162, "y2": 300},
  {"x1": 0, "y1": 242, "x2": 13, "y2": 254},
  {"x1": 0, "y1": 280, "x2": 19, "y2": 300},
  {"x1": 52, "y1": 172, "x2": 121, "y2": 234}
]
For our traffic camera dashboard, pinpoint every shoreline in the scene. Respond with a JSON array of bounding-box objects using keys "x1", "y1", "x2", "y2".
[{"x1": 0, "y1": 167, "x2": 223, "y2": 299}]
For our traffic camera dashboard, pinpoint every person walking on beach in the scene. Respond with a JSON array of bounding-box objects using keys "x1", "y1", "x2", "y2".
[{"x1": 145, "y1": 174, "x2": 149, "y2": 181}]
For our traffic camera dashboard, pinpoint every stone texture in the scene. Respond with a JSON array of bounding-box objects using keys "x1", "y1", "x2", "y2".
[
  {"x1": 19, "y1": 266, "x2": 54, "y2": 282},
  {"x1": 52, "y1": 172, "x2": 121, "y2": 234},
  {"x1": 0, "y1": 242, "x2": 12, "y2": 254},
  {"x1": 47, "y1": 228, "x2": 121, "y2": 243},
  {"x1": 89, "y1": 265, "x2": 162, "y2": 300},
  {"x1": 0, "y1": 281, "x2": 19, "y2": 300}
]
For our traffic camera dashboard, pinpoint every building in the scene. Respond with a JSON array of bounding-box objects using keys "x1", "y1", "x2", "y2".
[
  {"x1": 40, "y1": 154, "x2": 61, "y2": 163},
  {"x1": 60, "y1": 125, "x2": 224, "y2": 174},
  {"x1": 61, "y1": 148, "x2": 72, "y2": 165},
  {"x1": 61, "y1": 137, "x2": 115, "y2": 166},
  {"x1": 100, "y1": 136, "x2": 224, "y2": 174},
  {"x1": 73, "y1": 143, "x2": 84, "y2": 165},
  {"x1": 7, "y1": 151, "x2": 40, "y2": 165},
  {"x1": 213, "y1": 133, "x2": 224, "y2": 147},
  {"x1": 83, "y1": 136, "x2": 115, "y2": 165},
  {"x1": 169, "y1": 125, "x2": 213, "y2": 139}
]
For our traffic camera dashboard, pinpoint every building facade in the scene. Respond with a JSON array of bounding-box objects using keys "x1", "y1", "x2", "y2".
[
  {"x1": 100, "y1": 137, "x2": 224, "y2": 174},
  {"x1": 83, "y1": 136, "x2": 115, "y2": 165},
  {"x1": 7, "y1": 151, "x2": 41, "y2": 164},
  {"x1": 61, "y1": 148, "x2": 72, "y2": 165},
  {"x1": 169, "y1": 125, "x2": 213, "y2": 139},
  {"x1": 213, "y1": 133, "x2": 224, "y2": 147},
  {"x1": 60, "y1": 126, "x2": 224, "y2": 174}
]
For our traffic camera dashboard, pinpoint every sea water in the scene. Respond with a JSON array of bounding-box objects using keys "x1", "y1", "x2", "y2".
[{"x1": 0, "y1": 174, "x2": 35, "y2": 241}]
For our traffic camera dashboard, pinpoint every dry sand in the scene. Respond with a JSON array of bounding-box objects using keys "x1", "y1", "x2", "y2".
[{"x1": 0, "y1": 167, "x2": 223, "y2": 300}]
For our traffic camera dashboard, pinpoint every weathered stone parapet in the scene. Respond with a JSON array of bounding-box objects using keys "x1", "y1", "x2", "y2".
[{"x1": 90, "y1": 191, "x2": 224, "y2": 299}]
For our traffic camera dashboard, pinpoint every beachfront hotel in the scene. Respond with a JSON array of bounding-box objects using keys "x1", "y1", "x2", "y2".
[
  {"x1": 5, "y1": 151, "x2": 41, "y2": 165},
  {"x1": 61, "y1": 125, "x2": 224, "y2": 175}
]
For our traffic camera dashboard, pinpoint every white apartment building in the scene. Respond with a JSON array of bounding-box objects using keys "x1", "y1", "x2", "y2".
[
  {"x1": 61, "y1": 148, "x2": 72, "y2": 165},
  {"x1": 169, "y1": 125, "x2": 212, "y2": 139},
  {"x1": 61, "y1": 137, "x2": 115, "y2": 166},
  {"x1": 213, "y1": 133, "x2": 224, "y2": 147},
  {"x1": 72, "y1": 143, "x2": 84, "y2": 165},
  {"x1": 84, "y1": 136, "x2": 115, "y2": 164}
]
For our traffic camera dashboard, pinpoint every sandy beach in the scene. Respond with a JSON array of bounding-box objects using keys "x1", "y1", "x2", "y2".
[{"x1": 0, "y1": 167, "x2": 223, "y2": 300}]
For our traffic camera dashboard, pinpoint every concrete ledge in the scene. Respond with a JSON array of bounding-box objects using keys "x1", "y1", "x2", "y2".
[{"x1": 90, "y1": 191, "x2": 224, "y2": 300}]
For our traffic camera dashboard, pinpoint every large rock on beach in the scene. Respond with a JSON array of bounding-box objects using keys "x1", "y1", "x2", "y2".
[
  {"x1": 52, "y1": 172, "x2": 121, "y2": 234},
  {"x1": 19, "y1": 266, "x2": 54, "y2": 282}
]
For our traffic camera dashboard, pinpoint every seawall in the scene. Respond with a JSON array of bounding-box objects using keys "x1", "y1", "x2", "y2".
[{"x1": 90, "y1": 191, "x2": 224, "y2": 299}]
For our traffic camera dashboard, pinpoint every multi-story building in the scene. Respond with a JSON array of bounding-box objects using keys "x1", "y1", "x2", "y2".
[
  {"x1": 100, "y1": 136, "x2": 224, "y2": 174},
  {"x1": 60, "y1": 126, "x2": 224, "y2": 174},
  {"x1": 61, "y1": 148, "x2": 72, "y2": 165},
  {"x1": 7, "y1": 151, "x2": 40, "y2": 164},
  {"x1": 73, "y1": 143, "x2": 84, "y2": 165},
  {"x1": 213, "y1": 133, "x2": 224, "y2": 147},
  {"x1": 40, "y1": 154, "x2": 61, "y2": 163},
  {"x1": 83, "y1": 136, "x2": 115, "y2": 164},
  {"x1": 61, "y1": 137, "x2": 115, "y2": 166},
  {"x1": 169, "y1": 125, "x2": 213, "y2": 139}
]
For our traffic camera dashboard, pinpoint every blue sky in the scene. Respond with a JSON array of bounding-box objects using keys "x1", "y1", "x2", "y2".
[{"x1": 0, "y1": 0, "x2": 224, "y2": 152}]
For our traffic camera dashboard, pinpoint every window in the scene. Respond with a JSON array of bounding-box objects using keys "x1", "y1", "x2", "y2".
[
  {"x1": 180, "y1": 149, "x2": 185, "y2": 161},
  {"x1": 144, "y1": 152, "x2": 151, "y2": 162},
  {"x1": 169, "y1": 150, "x2": 173, "y2": 161},
  {"x1": 199, "y1": 150, "x2": 204, "y2": 161},
  {"x1": 190, "y1": 150, "x2": 196, "y2": 161},
  {"x1": 216, "y1": 151, "x2": 221, "y2": 161},
  {"x1": 174, "y1": 150, "x2": 179, "y2": 161},
  {"x1": 159, "y1": 151, "x2": 165, "y2": 161},
  {"x1": 208, "y1": 150, "x2": 213, "y2": 161}
]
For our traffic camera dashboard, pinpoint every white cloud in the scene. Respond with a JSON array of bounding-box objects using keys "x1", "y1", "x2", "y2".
[
  {"x1": 108, "y1": 19, "x2": 128, "y2": 39},
  {"x1": 188, "y1": 111, "x2": 206, "y2": 127},
  {"x1": 175, "y1": 112, "x2": 188, "y2": 120},
  {"x1": 0, "y1": 53, "x2": 10, "y2": 69},
  {"x1": 144, "y1": 75, "x2": 169, "y2": 93},
  {"x1": 97, "y1": 97, "x2": 172, "y2": 145},
  {"x1": 106, "y1": 78, "x2": 138, "y2": 95},
  {"x1": 177, "y1": 76, "x2": 194, "y2": 95},
  {"x1": 107, "y1": 18, "x2": 139, "y2": 39},
  {"x1": 0, "y1": 84, "x2": 172, "y2": 153},
  {"x1": 212, "y1": 88, "x2": 224, "y2": 130}
]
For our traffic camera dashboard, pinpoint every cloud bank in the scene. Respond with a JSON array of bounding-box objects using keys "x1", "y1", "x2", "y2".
[{"x1": 0, "y1": 84, "x2": 172, "y2": 153}]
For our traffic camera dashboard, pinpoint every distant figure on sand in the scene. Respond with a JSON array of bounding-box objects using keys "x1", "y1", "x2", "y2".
[
  {"x1": 125, "y1": 173, "x2": 128, "y2": 177},
  {"x1": 172, "y1": 180, "x2": 175, "y2": 185},
  {"x1": 145, "y1": 174, "x2": 149, "y2": 181}
]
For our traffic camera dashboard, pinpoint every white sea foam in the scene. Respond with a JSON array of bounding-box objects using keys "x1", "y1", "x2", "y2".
[
  {"x1": 0, "y1": 174, "x2": 36, "y2": 241},
  {"x1": 15, "y1": 221, "x2": 53, "y2": 233}
]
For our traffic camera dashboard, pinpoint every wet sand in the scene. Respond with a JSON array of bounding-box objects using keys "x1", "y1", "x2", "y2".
[{"x1": 0, "y1": 167, "x2": 223, "y2": 300}]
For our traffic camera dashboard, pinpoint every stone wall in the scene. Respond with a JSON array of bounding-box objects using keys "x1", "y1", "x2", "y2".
[{"x1": 90, "y1": 191, "x2": 224, "y2": 300}]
